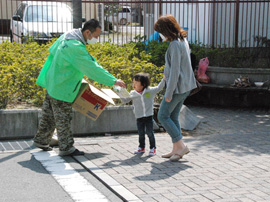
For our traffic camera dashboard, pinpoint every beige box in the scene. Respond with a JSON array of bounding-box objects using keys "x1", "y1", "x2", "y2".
[{"x1": 72, "y1": 80, "x2": 117, "y2": 121}]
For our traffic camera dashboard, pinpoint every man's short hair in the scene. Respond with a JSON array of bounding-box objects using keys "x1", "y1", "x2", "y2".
[{"x1": 82, "y1": 19, "x2": 101, "y2": 33}]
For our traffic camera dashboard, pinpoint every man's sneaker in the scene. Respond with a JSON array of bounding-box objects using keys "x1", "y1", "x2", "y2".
[
  {"x1": 66, "y1": 149, "x2": 85, "y2": 156},
  {"x1": 134, "y1": 147, "x2": 145, "y2": 154},
  {"x1": 33, "y1": 141, "x2": 53, "y2": 151},
  {"x1": 149, "y1": 148, "x2": 156, "y2": 156}
]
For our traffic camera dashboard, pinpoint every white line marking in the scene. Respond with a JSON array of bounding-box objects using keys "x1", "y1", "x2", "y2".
[
  {"x1": 31, "y1": 150, "x2": 109, "y2": 202},
  {"x1": 24, "y1": 140, "x2": 31, "y2": 147},
  {"x1": 24, "y1": 140, "x2": 34, "y2": 149},
  {"x1": 24, "y1": 140, "x2": 33, "y2": 149},
  {"x1": 0, "y1": 142, "x2": 7, "y2": 151},
  {"x1": 8, "y1": 141, "x2": 15, "y2": 150},
  {"x1": 16, "y1": 141, "x2": 24, "y2": 150}
]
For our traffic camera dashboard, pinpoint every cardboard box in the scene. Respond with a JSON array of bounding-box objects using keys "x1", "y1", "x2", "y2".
[{"x1": 72, "y1": 80, "x2": 118, "y2": 121}]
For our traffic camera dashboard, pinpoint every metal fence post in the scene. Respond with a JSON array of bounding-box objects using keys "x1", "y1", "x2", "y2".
[
  {"x1": 73, "y1": 0, "x2": 82, "y2": 29},
  {"x1": 211, "y1": 0, "x2": 216, "y2": 48},
  {"x1": 159, "y1": 0, "x2": 162, "y2": 17},
  {"x1": 235, "y1": 0, "x2": 240, "y2": 48}
]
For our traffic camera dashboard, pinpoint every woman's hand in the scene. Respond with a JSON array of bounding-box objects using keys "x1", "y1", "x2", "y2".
[{"x1": 165, "y1": 98, "x2": 171, "y2": 102}]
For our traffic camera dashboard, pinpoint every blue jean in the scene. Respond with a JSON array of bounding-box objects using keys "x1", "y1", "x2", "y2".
[
  {"x1": 136, "y1": 116, "x2": 156, "y2": 149},
  {"x1": 158, "y1": 92, "x2": 190, "y2": 143}
]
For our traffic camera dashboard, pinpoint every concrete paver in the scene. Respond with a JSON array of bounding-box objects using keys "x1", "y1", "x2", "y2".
[
  {"x1": 181, "y1": 106, "x2": 270, "y2": 136},
  {"x1": 73, "y1": 106, "x2": 270, "y2": 202},
  {"x1": 74, "y1": 131, "x2": 270, "y2": 202},
  {"x1": 1, "y1": 105, "x2": 270, "y2": 202}
]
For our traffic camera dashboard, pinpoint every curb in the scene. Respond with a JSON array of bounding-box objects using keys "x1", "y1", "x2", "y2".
[{"x1": 73, "y1": 156, "x2": 142, "y2": 202}]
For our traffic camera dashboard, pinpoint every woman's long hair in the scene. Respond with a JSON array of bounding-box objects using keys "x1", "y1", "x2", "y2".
[{"x1": 154, "y1": 15, "x2": 187, "y2": 42}]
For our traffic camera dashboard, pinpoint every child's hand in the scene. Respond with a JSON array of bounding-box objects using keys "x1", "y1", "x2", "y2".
[{"x1": 163, "y1": 76, "x2": 165, "y2": 80}]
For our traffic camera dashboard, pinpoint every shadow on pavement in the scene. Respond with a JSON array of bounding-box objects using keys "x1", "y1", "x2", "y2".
[
  {"x1": 134, "y1": 161, "x2": 192, "y2": 181},
  {"x1": 0, "y1": 151, "x2": 27, "y2": 163},
  {"x1": 183, "y1": 106, "x2": 270, "y2": 137},
  {"x1": 85, "y1": 152, "x2": 109, "y2": 160},
  {"x1": 18, "y1": 155, "x2": 48, "y2": 174},
  {"x1": 100, "y1": 154, "x2": 192, "y2": 180},
  {"x1": 101, "y1": 153, "x2": 151, "y2": 168},
  {"x1": 185, "y1": 132, "x2": 270, "y2": 157}
]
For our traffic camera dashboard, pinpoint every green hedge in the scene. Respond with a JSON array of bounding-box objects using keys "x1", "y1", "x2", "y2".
[
  {"x1": 189, "y1": 43, "x2": 270, "y2": 68},
  {"x1": 0, "y1": 41, "x2": 51, "y2": 108},
  {"x1": 0, "y1": 40, "x2": 164, "y2": 109},
  {"x1": 135, "y1": 39, "x2": 270, "y2": 68},
  {"x1": 1, "y1": 38, "x2": 268, "y2": 109},
  {"x1": 86, "y1": 41, "x2": 163, "y2": 88}
]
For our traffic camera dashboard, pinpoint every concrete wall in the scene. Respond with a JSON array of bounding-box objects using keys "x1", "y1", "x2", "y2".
[
  {"x1": 71, "y1": 106, "x2": 139, "y2": 135},
  {"x1": 0, "y1": 109, "x2": 39, "y2": 140},
  {"x1": 206, "y1": 67, "x2": 270, "y2": 85},
  {"x1": 0, "y1": 106, "x2": 159, "y2": 140},
  {"x1": 186, "y1": 67, "x2": 270, "y2": 107}
]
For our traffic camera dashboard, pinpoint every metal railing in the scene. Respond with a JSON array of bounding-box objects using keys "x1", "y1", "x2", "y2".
[{"x1": 0, "y1": 0, "x2": 269, "y2": 48}]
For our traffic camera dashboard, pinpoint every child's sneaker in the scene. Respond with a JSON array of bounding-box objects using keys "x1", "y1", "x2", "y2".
[
  {"x1": 134, "y1": 147, "x2": 145, "y2": 154},
  {"x1": 149, "y1": 148, "x2": 156, "y2": 156}
]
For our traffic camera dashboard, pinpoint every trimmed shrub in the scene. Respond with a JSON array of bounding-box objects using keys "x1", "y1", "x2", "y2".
[
  {"x1": 0, "y1": 41, "x2": 52, "y2": 108},
  {"x1": 2, "y1": 37, "x2": 266, "y2": 109},
  {"x1": 135, "y1": 39, "x2": 270, "y2": 68},
  {"x1": 0, "y1": 40, "x2": 164, "y2": 109},
  {"x1": 86, "y1": 41, "x2": 164, "y2": 89}
]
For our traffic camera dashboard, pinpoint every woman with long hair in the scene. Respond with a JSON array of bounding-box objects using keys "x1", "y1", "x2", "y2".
[{"x1": 155, "y1": 15, "x2": 197, "y2": 161}]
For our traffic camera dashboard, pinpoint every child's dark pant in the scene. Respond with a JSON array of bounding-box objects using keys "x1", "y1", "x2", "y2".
[{"x1": 136, "y1": 116, "x2": 156, "y2": 149}]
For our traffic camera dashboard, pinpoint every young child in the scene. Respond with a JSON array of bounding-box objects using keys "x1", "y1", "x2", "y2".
[{"x1": 121, "y1": 73, "x2": 165, "y2": 156}]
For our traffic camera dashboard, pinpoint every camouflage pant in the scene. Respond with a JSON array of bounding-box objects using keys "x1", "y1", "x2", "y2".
[{"x1": 34, "y1": 92, "x2": 75, "y2": 155}]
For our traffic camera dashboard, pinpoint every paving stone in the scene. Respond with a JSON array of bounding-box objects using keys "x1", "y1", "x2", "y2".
[
  {"x1": 130, "y1": 188, "x2": 146, "y2": 195},
  {"x1": 194, "y1": 197, "x2": 214, "y2": 202},
  {"x1": 237, "y1": 198, "x2": 255, "y2": 202},
  {"x1": 65, "y1": 106, "x2": 270, "y2": 202},
  {"x1": 215, "y1": 199, "x2": 240, "y2": 202}
]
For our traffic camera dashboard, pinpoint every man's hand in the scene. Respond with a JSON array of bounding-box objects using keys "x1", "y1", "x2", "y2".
[
  {"x1": 165, "y1": 98, "x2": 171, "y2": 102},
  {"x1": 114, "y1": 79, "x2": 126, "y2": 88}
]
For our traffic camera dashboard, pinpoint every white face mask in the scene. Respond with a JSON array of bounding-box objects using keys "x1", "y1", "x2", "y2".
[
  {"x1": 159, "y1": 33, "x2": 166, "y2": 41},
  {"x1": 87, "y1": 37, "x2": 98, "y2": 44}
]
